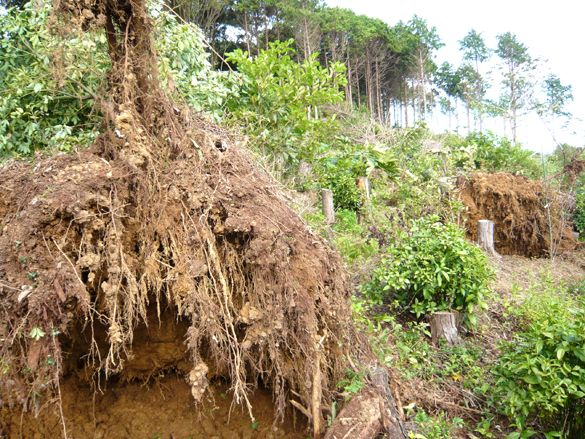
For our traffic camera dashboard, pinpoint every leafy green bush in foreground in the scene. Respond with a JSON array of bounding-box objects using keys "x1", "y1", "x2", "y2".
[
  {"x1": 363, "y1": 216, "x2": 493, "y2": 324},
  {"x1": 494, "y1": 300, "x2": 585, "y2": 438}
]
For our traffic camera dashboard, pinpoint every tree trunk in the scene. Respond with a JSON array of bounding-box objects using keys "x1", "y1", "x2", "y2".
[
  {"x1": 322, "y1": 189, "x2": 334, "y2": 224},
  {"x1": 466, "y1": 96, "x2": 470, "y2": 129},
  {"x1": 244, "y1": 14, "x2": 251, "y2": 54},
  {"x1": 419, "y1": 50, "x2": 427, "y2": 121},
  {"x1": 356, "y1": 177, "x2": 369, "y2": 224},
  {"x1": 477, "y1": 219, "x2": 500, "y2": 257},
  {"x1": 357, "y1": 177, "x2": 370, "y2": 199},
  {"x1": 346, "y1": 52, "x2": 353, "y2": 106},
  {"x1": 324, "y1": 368, "x2": 407, "y2": 439},
  {"x1": 430, "y1": 312, "x2": 462, "y2": 346},
  {"x1": 403, "y1": 76, "x2": 408, "y2": 127}
]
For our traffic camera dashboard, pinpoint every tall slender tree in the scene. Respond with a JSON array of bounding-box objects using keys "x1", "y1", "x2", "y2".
[
  {"x1": 538, "y1": 73, "x2": 573, "y2": 152},
  {"x1": 435, "y1": 62, "x2": 460, "y2": 131},
  {"x1": 495, "y1": 32, "x2": 535, "y2": 144},
  {"x1": 459, "y1": 29, "x2": 491, "y2": 131}
]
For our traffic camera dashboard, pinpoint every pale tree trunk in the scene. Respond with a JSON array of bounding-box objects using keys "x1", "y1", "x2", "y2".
[
  {"x1": 346, "y1": 54, "x2": 353, "y2": 106},
  {"x1": 466, "y1": 95, "x2": 470, "y2": 129},
  {"x1": 321, "y1": 189, "x2": 334, "y2": 224},
  {"x1": 477, "y1": 219, "x2": 500, "y2": 257},
  {"x1": 476, "y1": 57, "x2": 483, "y2": 133},
  {"x1": 455, "y1": 99, "x2": 459, "y2": 131},
  {"x1": 244, "y1": 14, "x2": 251, "y2": 54},
  {"x1": 376, "y1": 58, "x2": 381, "y2": 119},
  {"x1": 264, "y1": 9, "x2": 269, "y2": 50},
  {"x1": 430, "y1": 312, "x2": 462, "y2": 346},
  {"x1": 403, "y1": 77, "x2": 409, "y2": 127},
  {"x1": 448, "y1": 98, "x2": 452, "y2": 131},
  {"x1": 365, "y1": 46, "x2": 373, "y2": 114},
  {"x1": 419, "y1": 50, "x2": 427, "y2": 121},
  {"x1": 511, "y1": 78, "x2": 518, "y2": 145}
]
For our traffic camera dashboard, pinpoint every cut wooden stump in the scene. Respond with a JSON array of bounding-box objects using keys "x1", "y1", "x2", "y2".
[
  {"x1": 322, "y1": 189, "x2": 335, "y2": 224},
  {"x1": 430, "y1": 312, "x2": 462, "y2": 347},
  {"x1": 324, "y1": 368, "x2": 407, "y2": 439},
  {"x1": 356, "y1": 177, "x2": 370, "y2": 224},
  {"x1": 356, "y1": 177, "x2": 370, "y2": 199},
  {"x1": 477, "y1": 219, "x2": 501, "y2": 258}
]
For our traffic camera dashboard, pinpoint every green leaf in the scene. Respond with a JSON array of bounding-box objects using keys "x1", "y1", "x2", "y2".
[{"x1": 29, "y1": 327, "x2": 45, "y2": 340}]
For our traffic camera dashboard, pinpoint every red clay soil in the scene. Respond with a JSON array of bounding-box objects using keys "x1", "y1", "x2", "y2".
[{"x1": 457, "y1": 172, "x2": 577, "y2": 257}]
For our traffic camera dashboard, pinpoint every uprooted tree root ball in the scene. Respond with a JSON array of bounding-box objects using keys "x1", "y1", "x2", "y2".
[
  {"x1": 0, "y1": 0, "x2": 369, "y2": 436},
  {"x1": 457, "y1": 172, "x2": 577, "y2": 257}
]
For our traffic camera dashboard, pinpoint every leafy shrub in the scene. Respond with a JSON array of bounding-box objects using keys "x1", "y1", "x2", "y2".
[
  {"x1": 409, "y1": 410, "x2": 464, "y2": 439},
  {"x1": 316, "y1": 135, "x2": 398, "y2": 212},
  {"x1": 322, "y1": 174, "x2": 362, "y2": 211},
  {"x1": 317, "y1": 135, "x2": 399, "y2": 178},
  {"x1": 494, "y1": 302, "x2": 585, "y2": 437},
  {"x1": 464, "y1": 130, "x2": 542, "y2": 177},
  {"x1": 225, "y1": 40, "x2": 346, "y2": 165},
  {"x1": 363, "y1": 216, "x2": 492, "y2": 324},
  {"x1": 0, "y1": 2, "x2": 106, "y2": 155}
]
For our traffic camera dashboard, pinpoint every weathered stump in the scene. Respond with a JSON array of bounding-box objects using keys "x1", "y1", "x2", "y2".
[
  {"x1": 356, "y1": 177, "x2": 370, "y2": 199},
  {"x1": 324, "y1": 368, "x2": 407, "y2": 439},
  {"x1": 322, "y1": 189, "x2": 335, "y2": 224},
  {"x1": 477, "y1": 219, "x2": 500, "y2": 257},
  {"x1": 356, "y1": 177, "x2": 370, "y2": 224},
  {"x1": 430, "y1": 312, "x2": 462, "y2": 346}
]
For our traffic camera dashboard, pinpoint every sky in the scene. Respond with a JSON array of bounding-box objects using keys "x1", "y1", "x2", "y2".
[{"x1": 326, "y1": 0, "x2": 585, "y2": 154}]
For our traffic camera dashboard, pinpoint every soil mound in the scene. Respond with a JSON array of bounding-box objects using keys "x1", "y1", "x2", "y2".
[
  {"x1": 457, "y1": 173, "x2": 576, "y2": 257},
  {"x1": 0, "y1": 120, "x2": 362, "y2": 434},
  {"x1": 0, "y1": 0, "x2": 366, "y2": 436}
]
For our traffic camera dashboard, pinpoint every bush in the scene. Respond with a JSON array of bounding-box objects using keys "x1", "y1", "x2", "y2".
[
  {"x1": 464, "y1": 131, "x2": 542, "y2": 177},
  {"x1": 225, "y1": 40, "x2": 346, "y2": 165},
  {"x1": 494, "y1": 301, "x2": 585, "y2": 437},
  {"x1": 322, "y1": 174, "x2": 362, "y2": 211},
  {"x1": 363, "y1": 216, "x2": 493, "y2": 324}
]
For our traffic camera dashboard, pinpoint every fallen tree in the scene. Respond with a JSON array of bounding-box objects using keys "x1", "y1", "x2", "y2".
[{"x1": 0, "y1": 0, "x2": 393, "y2": 437}]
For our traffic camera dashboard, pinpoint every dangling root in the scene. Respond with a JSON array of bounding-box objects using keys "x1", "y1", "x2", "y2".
[{"x1": 0, "y1": 0, "x2": 371, "y2": 435}]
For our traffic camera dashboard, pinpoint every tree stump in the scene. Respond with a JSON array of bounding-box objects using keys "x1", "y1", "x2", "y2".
[
  {"x1": 477, "y1": 219, "x2": 500, "y2": 257},
  {"x1": 324, "y1": 368, "x2": 407, "y2": 439},
  {"x1": 430, "y1": 312, "x2": 462, "y2": 346},
  {"x1": 357, "y1": 177, "x2": 370, "y2": 199},
  {"x1": 356, "y1": 177, "x2": 370, "y2": 224},
  {"x1": 322, "y1": 189, "x2": 335, "y2": 224}
]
